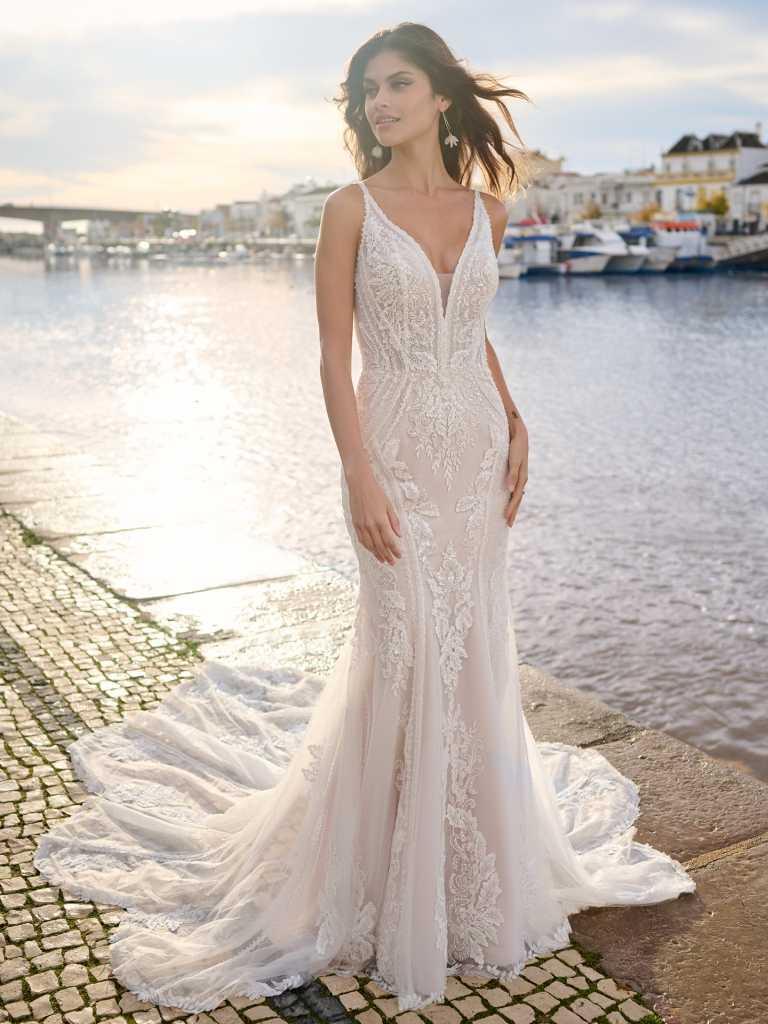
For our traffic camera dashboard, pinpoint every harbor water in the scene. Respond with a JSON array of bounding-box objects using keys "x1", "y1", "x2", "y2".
[{"x1": 1, "y1": 255, "x2": 766, "y2": 782}]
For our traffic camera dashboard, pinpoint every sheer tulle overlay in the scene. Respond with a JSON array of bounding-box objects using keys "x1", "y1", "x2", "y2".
[{"x1": 33, "y1": 179, "x2": 695, "y2": 1013}]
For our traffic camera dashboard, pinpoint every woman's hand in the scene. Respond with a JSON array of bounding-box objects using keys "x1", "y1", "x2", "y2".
[
  {"x1": 348, "y1": 466, "x2": 402, "y2": 565},
  {"x1": 504, "y1": 422, "x2": 529, "y2": 527}
]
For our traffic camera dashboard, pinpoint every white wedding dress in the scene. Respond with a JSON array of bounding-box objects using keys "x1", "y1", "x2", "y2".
[{"x1": 33, "y1": 179, "x2": 696, "y2": 1014}]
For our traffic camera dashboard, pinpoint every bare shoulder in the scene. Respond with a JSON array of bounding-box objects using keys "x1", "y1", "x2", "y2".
[
  {"x1": 323, "y1": 182, "x2": 364, "y2": 219},
  {"x1": 478, "y1": 190, "x2": 509, "y2": 253},
  {"x1": 478, "y1": 190, "x2": 508, "y2": 231},
  {"x1": 317, "y1": 183, "x2": 365, "y2": 248}
]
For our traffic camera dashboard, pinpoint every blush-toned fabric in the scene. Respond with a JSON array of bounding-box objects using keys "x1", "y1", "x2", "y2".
[
  {"x1": 436, "y1": 271, "x2": 453, "y2": 313},
  {"x1": 32, "y1": 178, "x2": 696, "y2": 1015}
]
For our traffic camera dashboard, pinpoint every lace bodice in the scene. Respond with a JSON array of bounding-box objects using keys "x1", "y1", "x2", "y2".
[{"x1": 353, "y1": 180, "x2": 500, "y2": 381}]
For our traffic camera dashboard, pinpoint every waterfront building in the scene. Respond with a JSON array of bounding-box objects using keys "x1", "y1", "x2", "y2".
[{"x1": 655, "y1": 125, "x2": 766, "y2": 215}]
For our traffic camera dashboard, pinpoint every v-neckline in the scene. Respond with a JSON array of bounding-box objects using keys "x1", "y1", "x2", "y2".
[{"x1": 358, "y1": 180, "x2": 479, "y2": 325}]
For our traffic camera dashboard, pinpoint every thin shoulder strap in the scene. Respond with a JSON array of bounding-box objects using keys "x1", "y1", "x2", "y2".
[
  {"x1": 474, "y1": 187, "x2": 489, "y2": 231},
  {"x1": 356, "y1": 180, "x2": 371, "y2": 220}
]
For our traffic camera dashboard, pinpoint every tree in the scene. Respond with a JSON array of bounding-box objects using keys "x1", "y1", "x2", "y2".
[
  {"x1": 697, "y1": 190, "x2": 729, "y2": 215},
  {"x1": 637, "y1": 201, "x2": 661, "y2": 223},
  {"x1": 582, "y1": 199, "x2": 602, "y2": 219}
]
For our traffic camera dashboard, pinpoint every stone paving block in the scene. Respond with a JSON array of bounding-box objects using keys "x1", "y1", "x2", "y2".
[
  {"x1": 450, "y1": 994, "x2": 487, "y2": 1018},
  {"x1": 420, "y1": 1007, "x2": 462, "y2": 1024},
  {"x1": 373, "y1": 997, "x2": 401, "y2": 1016},
  {"x1": 0, "y1": 960, "x2": 30, "y2": 983},
  {"x1": 54, "y1": 991, "x2": 85, "y2": 1013},
  {"x1": 353, "y1": 1011, "x2": 380, "y2": 1024},
  {"x1": 338, "y1": 993, "x2": 367, "y2": 1012},
  {"x1": 566, "y1": 996, "x2": 604, "y2": 1021},
  {"x1": 63, "y1": 1010, "x2": 95, "y2": 1024},
  {"x1": 617, "y1": 999, "x2": 650, "y2": 1022},
  {"x1": 132, "y1": 1011, "x2": 161, "y2": 1024},
  {"x1": 586, "y1": 990, "x2": 615, "y2": 1009},
  {"x1": 555, "y1": 949, "x2": 584, "y2": 967},
  {"x1": 59, "y1": 966, "x2": 89, "y2": 987},
  {"x1": 93, "y1": 1001, "x2": 121, "y2": 1018},
  {"x1": 479, "y1": 987, "x2": 510, "y2": 1007},
  {"x1": 210, "y1": 1009, "x2": 242, "y2": 1024},
  {"x1": 5, "y1": 1004, "x2": 30, "y2": 1022},
  {"x1": 544, "y1": 981, "x2": 579, "y2": 1001},
  {"x1": 85, "y1": 982, "x2": 118, "y2": 1002},
  {"x1": 499, "y1": 977, "x2": 533, "y2": 998},
  {"x1": 362, "y1": 981, "x2": 388, "y2": 999},
  {"x1": 497, "y1": 1006, "x2": 535, "y2": 1024},
  {"x1": 523, "y1": 990, "x2": 559, "y2": 1014},
  {"x1": 0, "y1": 981, "x2": 25, "y2": 1002},
  {"x1": 550, "y1": 1009, "x2": 585, "y2": 1024},
  {"x1": 520, "y1": 965, "x2": 553, "y2": 986},
  {"x1": 28, "y1": 971, "x2": 60, "y2": 995},
  {"x1": 29, "y1": 995, "x2": 55, "y2": 1021},
  {"x1": 538, "y1": 957, "x2": 576, "y2": 979},
  {"x1": 319, "y1": 976, "x2": 359, "y2": 996}
]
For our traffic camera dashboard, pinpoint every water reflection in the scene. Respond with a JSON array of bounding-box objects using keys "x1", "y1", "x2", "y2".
[{"x1": 1, "y1": 256, "x2": 766, "y2": 781}]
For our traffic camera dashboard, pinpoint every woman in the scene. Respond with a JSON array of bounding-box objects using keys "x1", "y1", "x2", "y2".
[{"x1": 33, "y1": 22, "x2": 695, "y2": 1015}]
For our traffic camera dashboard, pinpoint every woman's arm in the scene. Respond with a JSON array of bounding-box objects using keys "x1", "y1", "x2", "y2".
[
  {"x1": 485, "y1": 334, "x2": 526, "y2": 439},
  {"x1": 314, "y1": 185, "x2": 370, "y2": 482},
  {"x1": 314, "y1": 185, "x2": 402, "y2": 564},
  {"x1": 480, "y1": 191, "x2": 529, "y2": 526}
]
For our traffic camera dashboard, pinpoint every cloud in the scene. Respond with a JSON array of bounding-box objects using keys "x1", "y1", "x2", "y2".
[
  {"x1": 1, "y1": 0, "x2": 376, "y2": 37},
  {"x1": 0, "y1": 0, "x2": 766, "y2": 211}
]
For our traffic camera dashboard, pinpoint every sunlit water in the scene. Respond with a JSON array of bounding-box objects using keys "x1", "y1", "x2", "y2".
[{"x1": 2, "y1": 255, "x2": 766, "y2": 781}]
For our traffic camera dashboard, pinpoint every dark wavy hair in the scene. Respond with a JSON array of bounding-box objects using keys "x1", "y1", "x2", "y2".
[{"x1": 331, "y1": 22, "x2": 533, "y2": 198}]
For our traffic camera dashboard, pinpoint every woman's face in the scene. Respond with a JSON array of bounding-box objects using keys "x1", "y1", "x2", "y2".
[{"x1": 362, "y1": 49, "x2": 446, "y2": 149}]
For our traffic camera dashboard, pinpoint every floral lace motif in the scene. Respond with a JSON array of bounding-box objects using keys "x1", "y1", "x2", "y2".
[
  {"x1": 301, "y1": 743, "x2": 324, "y2": 782},
  {"x1": 380, "y1": 436, "x2": 504, "y2": 971},
  {"x1": 407, "y1": 377, "x2": 483, "y2": 489},
  {"x1": 318, "y1": 849, "x2": 377, "y2": 968},
  {"x1": 456, "y1": 445, "x2": 500, "y2": 545}
]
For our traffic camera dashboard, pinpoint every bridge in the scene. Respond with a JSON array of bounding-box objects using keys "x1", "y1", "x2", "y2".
[{"x1": 0, "y1": 203, "x2": 197, "y2": 241}]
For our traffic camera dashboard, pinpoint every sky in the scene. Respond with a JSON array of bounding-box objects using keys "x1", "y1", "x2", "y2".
[{"x1": 1, "y1": 0, "x2": 766, "y2": 227}]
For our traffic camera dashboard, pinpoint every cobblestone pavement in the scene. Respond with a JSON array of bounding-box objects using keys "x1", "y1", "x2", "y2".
[{"x1": 0, "y1": 510, "x2": 663, "y2": 1024}]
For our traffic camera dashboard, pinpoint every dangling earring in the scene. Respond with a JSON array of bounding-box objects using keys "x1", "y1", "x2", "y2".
[
  {"x1": 441, "y1": 109, "x2": 459, "y2": 148},
  {"x1": 371, "y1": 143, "x2": 383, "y2": 158}
]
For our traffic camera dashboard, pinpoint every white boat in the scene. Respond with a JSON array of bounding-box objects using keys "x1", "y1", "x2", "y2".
[
  {"x1": 503, "y1": 231, "x2": 566, "y2": 275},
  {"x1": 498, "y1": 246, "x2": 526, "y2": 278},
  {"x1": 641, "y1": 246, "x2": 676, "y2": 272},
  {"x1": 616, "y1": 227, "x2": 676, "y2": 273},
  {"x1": 559, "y1": 224, "x2": 646, "y2": 273},
  {"x1": 558, "y1": 252, "x2": 610, "y2": 275},
  {"x1": 651, "y1": 220, "x2": 717, "y2": 272}
]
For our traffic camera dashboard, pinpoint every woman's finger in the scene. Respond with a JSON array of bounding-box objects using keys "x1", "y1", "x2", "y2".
[
  {"x1": 361, "y1": 526, "x2": 384, "y2": 563},
  {"x1": 505, "y1": 482, "x2": 526, "y2": 525},
  {"x1": 387, "y1": 504, "x2": 402, "y2": 538},
  {"x1": 381, "y1": 522, "x2": 402, "y2": 562},
  {"x1": 371, "y1": 524, "x2": 394, "y2": 565}
]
